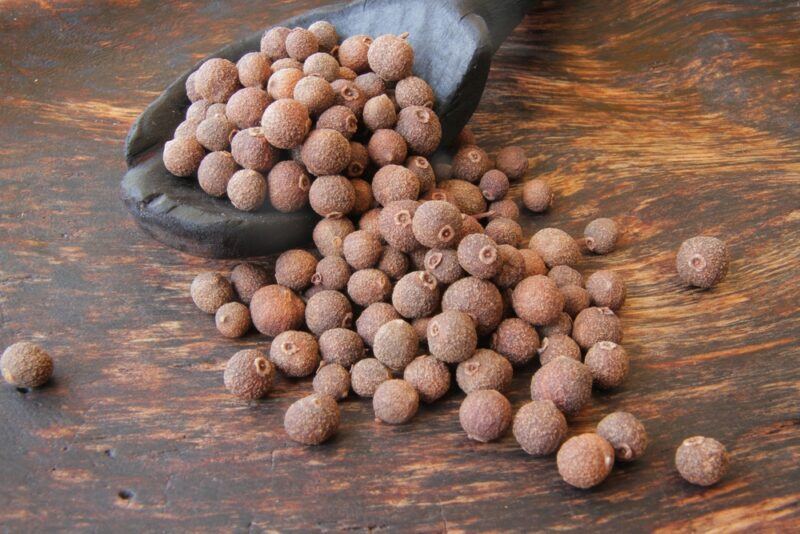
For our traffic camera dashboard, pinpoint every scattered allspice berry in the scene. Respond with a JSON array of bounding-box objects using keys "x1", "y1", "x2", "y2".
[
  {"x1": 198, "y1": 151, "x2": 238, "y2": 197},
  {"x1": 451, "y1": 145, "x2": 491, "y2": 183},
  {"x1": 395, "y1": 106, "x2": 442, "y2": 156},
  {"x1": 367, "y1": 33, "x2": 414, "y2": 81},
  {"x1": 231, "y1": 262, "x2": 270, "y2": 304},
  {"x1": 351, "y1": 358, "x2": 392, "y2": 397},
  {"x1": 538, "y1": 334, "x2": 581, "y2": 366},
  {"x1": 363, "y1": 94, "x2": 397, "y2": 131},
  {"x1": 302, "y1": 52, "x2": 339, "y2": 82},
  {"x1": 373, "y1": 379, "x2": 419, "y2": 424},
  {"x1": 529, "y1": 228, "x2": 580, "y2": 268},
  {"x1": 267, "y1": 160, "x2": 311, "y2": 212},
  {"x1": 484, "y1": 217, "x2": 523, "y2": 247},
  {"x1": 513, "y1": 400, "x2": 568, "y2": 456},
  {"x1": 293, "y1": 75, "x2": 335, "y2": 115},
  {"x1": 675, "y1": 436, "x2": 729, "y2": 486},
  {"x1": 338, "y1": 35, "x2": 373, "y2": 73},
  {"x1": 676, "y1": 236, "x2": 729, "y2": 289},
  {"x1": 557, "y1": 433, "x2": 615, "y2": 489},
  {"x1": 347, "y1": 268, "x2": 392, "y2": 307},
  {"x1": 585, "y1": 270, "x2": 626, "y2": 310},
  {"x1": 441, "y1": 276, "x2": 504, "y2": 335},
  {"x1": 372, "y1": 165, "x2": 420, "y2": 206},
  {"x1": 373, "y1": 319, "x2": 418, "y2": 372},
  {"x1": 317, "y1": 105, "x2": 358, "y2": 139},
  {"x1": 275, "y1": 249, "x2": 318, "y2": 292},
  {"x1": 597, "y1": 411, "x2": 648, "y2": 462},
  {"x1": 260, "y1": 26, "x2": 291, "y2": 60},
  {"x1": 331, "y1": 79, "x2": 367, "y2": 117},
  {"x1": 512, "y1": 275, "x2": 565, "y2": 326},
  {"x1": 227, "y1": 169, "x2": 267, "y2": 211},
  {"x1": 270, "y1": 330, "x2": 320, "y2": 378},
  {"x1": 285, "y1": 27, "x2": 319, "y2": 61},
  {"x1": 226, "y1": 86, "x2": 270, "y2": 129},
  {"x1": 250, "y1": 284, "x2": 306, "y2": 336},
  {"x1": 439, "y1": 179, "x2": 486, "y2": 215},
  {"x1": 487, "y1": 199, "x2": 520, "y2": 222},
  {"x1": 313, "y1": 217, "x2": 355, "y2": 257},
  {"x1": 302, "y1": 128, "x2": 351, "y2": 176},
  {"x1": 584, "y1": 341, "x2": 629, "y2": 390},
  {"x1": 367, "y1": 128, "x2": 408, "y2": 168},
  {"x1": 403, "y1": 355, "x2": 451, "y2": 403},
  {"x1": 427, "y1": 310, "x2": 478, "y2": 364},
  {"x1": 196, "y1": 114, "x2": 236, "y2": 152},
  {"x1": 267, "y1": 67, "x2": 304, "y2": 100},
  {"x1": 163, "y1": 137, "x2": 205, "y2": 177},
  {"x1": 1, "y1": 342, "x2": 53, "y2": 388},
  {"x1": 308, "y1": 20, "x2": 338, "y2": 52},
  {"x1": 355, "y1": 72, "x2": 386, "y2": 99},
  {"x1": 194, "y1": 58, "x2": 240, "y2": 103},
  {"x1": 495, "y1": 145, "x2": 528, "y2": 180},
  {"x1": 479, "y1": 169, "x2": 510, "y2": 201},
  {"x1": 538, "y1": 312, "x2": 573, "y2": 338},
  {"x1": 405, "y1": 156, "x2": 436, "y2": 194},
  {"x1": 312, "y1": 256, "x2": 351, "y2": 291},
  {"x1": 305, "y1": 289, "x2": 353, "y2": 336},
  {"x1": 560, "y1": 284, "x2": 591, "y2": 318},
  {"x1": 459, "y1": 389, "x2": 512, "y2": 442},
  {"x1": 215, "y1": 302, "x2": 252, "y2": 338},
  {"x1": 260, "y1": 98, "x2": 310, "y2": 149},
  {"x1": 522, "y1": 179, "x2": 552, "y2": 213},
  {"x1": 392, "y1": 271, "x2": 441, "y2": 319},
  {"x1": 236, "y1": 51, "x2": 271, "y2": 88},
  {"x1": 313, "y1": 363, "x2": 350, "y2": 401},
  {"x1": 395, "y1": 76, "x2": 434, "y2": 108},
  {"x1": 412, "y1": 200, "x2": 462, "y2": 249},
  {"x1": 224, "y1": 349, "x2": 275, "y2": 400},
  {"x1": 309, "y1": 174, "x2": 356, "y2": 218},
  {"x1": 318, "y1": 328, "x2": 364, "y2": 367},
  {"x1": 347, "y1": 142, "x2": 370, "y2": 178},
  {"x1": 572, "y1": 307, "x2": 623, "y2": 350},
  {"x1": 457, "y1": 233, "x2": 501, "y2": 279},
  {"x1": 548, "y1": 265, "x2": 583, "y2": 288},
  {"x1": 284, "y1": 394, "x2": 340, "y2": 445},
  {"x1": 424, "y1": 248, "x2": 464, "y2": 285},
  {"x1": 519, "y1": 249, "x2": 548, "y2": 277},
  {"x1": 377, "y1": 246, "x2": 409, "y2": 280},
  {"x1": 584, "y1": 218, "x2": 619, "y2": 255},
  {"x1": 491, "y1": 318, "x2": 540, "y2": 367},
  {"x1": 456, "y1": 349, "x2": 513, "y2": 394},
  {"x1": 531, "y1": 357, "x2": 592, "y2": 417},
  {"x1": 343, "y1": 230, "x2": 383, "y2": 270},
  {"x1": 191, "y1": 272, "x2": 235, "y2": 314},
  {"x1": 378, "y1": 200, "x2": 420, "y2": 253},
  {"x1": 355, "y1": 302, "x2": 400, "y2": 347}
]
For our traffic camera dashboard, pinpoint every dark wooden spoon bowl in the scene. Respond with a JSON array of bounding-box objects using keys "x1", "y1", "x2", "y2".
[{"x1": 121, "y1": 0, "x2": 532, "y2": 258}]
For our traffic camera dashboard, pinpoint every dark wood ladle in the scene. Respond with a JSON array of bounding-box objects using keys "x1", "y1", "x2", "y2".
[{"x1": 121, "y1": 0, "x2": 532, "y2": 258}]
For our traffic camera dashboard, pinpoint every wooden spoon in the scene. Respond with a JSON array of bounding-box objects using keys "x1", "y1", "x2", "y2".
[{"x1": 121, "y1": 0, "x2": 533, "y2": 258}]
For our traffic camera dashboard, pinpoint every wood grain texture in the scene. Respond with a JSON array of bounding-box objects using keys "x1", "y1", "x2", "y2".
[{"x1": 1, "y1": 0, "x2": 799, "y2": 531}]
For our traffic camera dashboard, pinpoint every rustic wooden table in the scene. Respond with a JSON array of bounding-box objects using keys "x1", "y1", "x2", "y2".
[{"x1": 1, "y1": 0, "x2": 798, "y2": 531}]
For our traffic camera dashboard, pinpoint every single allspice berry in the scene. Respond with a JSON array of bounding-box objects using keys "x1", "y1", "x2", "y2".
[
  {"x1": 363, "y1": 94, "x2": 397, "y2": 131},
  {"x1": 531, "y1": 357, "x2": 592, "y2": 417},
  {"x1": 495, "y1": 145, "x2": 528, "y2": 180},
  {"x1": 491, "y1": 318, "x2": 540, "y2": 367},
  {"x1": 676, "y1": 236, "x2": 730, "y2": 289},
  {"x1": 302, "y1": 52, "x2": 339, "y2": 82},
  {"x1": 342, "y1": 230, "x2": 383, "y2": 270},
  {"x1": 308, "y1": 20, "x2": 338, "y2": 52},
  {"x1": 196, "y1": 114, "x2": 236, "y2": 152},
  {"x1": 312, "y1": 256, "x2": 351, "y2": 291},
  {"x1": 441, "y1": 277, "x2": 504, "y2": 335},
  {"x1": 261, "y1": 98, "x2": 310, "y2": 149},
  {"x1": 347, "y1": 142, "x2": 370, "y2": 178},
  {"x1": 367, "y1": 33, "x2": 414, "y2": 81},
  {"x1": 572, "y1": 307, "x2": 623, "y2": 350},
  {"x1": 267, "y1": 67, "x2": 304, "y2": 100},
  {"x1": 456, "y1": 349, "x2": 513, "y2": 394},
  {"x1": 585, "y1": 270, "x2": 626, "y2": 310},
  {"x1": 557, "y1": 433, "x2": 615, "y2": 489},
  {"x1": 351, "y1": 358, "x2": 392, "y2": 397},
  {"x1": 330, "y1": 79, "x2": 367, "y2": 117},
  {"x1": 459, "y1": 389, "x2": 512, "y2": 442},
  {"x1": 373, "y1": 319, "x2": 419, "y2": 372},
  {"x1": 261, "y1": 26, "x2": 291, "y2": 60},
  {"x1": 270, "y1": 57, "x2": 303, "y2": 72},
  {"x1": 512, "y1": 275, "x2": 565, "y2": 326},
  {"x1": 675, "y1": 436, "x2": 729, "y2": 486},
  {"x1": 317, "y1": 105, "x2": 358, "y2": 139},
  {"x1": 519, "y1": 249, "x2": 548, "y2": 277},
  {"x1": 226, "y1": 86, "x2": 270, "y2": 129},
  {"x1": 424, "y1": 249, "x2": 464, "y2": 285},
  {"x1": 529, "y1": 228, "x2": 581, "y2": 268},
  {"x1": 373, "y1": 379, "x2": 419, "y2": 424},
  {"x1": 585, "y1": 340, "x2": 629, "y2": 389},
  {"x1": 267, "y1": 160, "x2": 311, "y2": 213},
  {"x1": 378, "y1": 200, "x2": 421, "y2": 253},
  {"x1": 377, "y1": 246, "x2": 409, "y2": 280},
  {"x1": 403, "y1": 355, "x2": 451, "y2": 403},
  {"x1": 293, "y1": 75, "x2": 335, "y2": 116},
  {"x1": 355, "y1": 302, "x2": 400, "y2": 347},
  {"x1": 492, "y1": 245, "x2": 526, "y2": 289},
  {"x1": 347, "y1": 268, "x2": 392, "y2": 307},
  {"x1": 338, "y1": 35, "x2": 373, "y2": 73},
  {"x1": 395, "y1": 106, "x2": 442, "y2": 156},
  {"x1": 439, "y1": 179, "x2": 487, "y2": 215},
  {"x1": 561, "y1": 284, "x2": 591, "y2": 318},
  {"x1": 412, "y1": 200, "x2": 462, "y2": 249},
  {"x1": 427, "y1": 310, "x2": 478, "y2": 364},
  {"x1": 313, "y1": 217, "x2": 355, "y2": 257},
  {"x1": 250, "y1": 284, "x2": 306, "y2": 336},
  {"x1": 484, "y1": 217, "x2": 523, "y2": 247},
  {"x1": 319, "y1": 328, "x2": 365, "y2": 368},
  {"x1": 548, "y1": 265, "x2": 584, "y2": 288},
  {"x1": 275, "y1": 249, "x2": 318, "y2": 292},
  {"x1": 215, "y1": 302, "x2": 252, "y2": 338},
  {"x1": 372, "y1": 165, "x2": 420, "y2": 206},
  {"x1": 597, "y1": 411, "x2": 648, "y2": 462},
  {"x1": 1, "y1": 342, "x2": 53, "y2": 388},
  {"x1": 198, "y1": 151, "x2": 238, "y2": 197},
  {"x1": 538, "y1": 312, "x2": 573, "y2": 338},
  {"x1": 513, "y1": 400, "x2": 568, "y2": 456},
  {"x1": 191, "y1": 272, "x2": 235, "y2": 314},
  {"x1": 395, "y1": 76, "x2": 435, "y2": 109},
  {"x1": 305, "y1": 290, "x2": 353, "y2": 336},
  {"x1": 487, "y1": 198, "x2": 520, "y2": 222},
  {"x1": 457, "y1": 233, "x2": 502, "y2": 279},
  {"x1": 368, "y1": 128, "x2": 407, "y2": 167},
  {"x1": 227, "y1": 169, "x2": 267, "y2": 212},
  {"x1": 313, "y1": 363, "x2": 351, "y2": 401},
  {"x1": 309, "y1": 174, "x2": 356, "y2": 218},
  {"x1": 302, "y1": 129, "x2": 352, "y2": 176},
  {"x1": 355, "y1": 72, "x2": 386, "y2": 99},
  {"x1": 236, "y1": 51, "x2": 271, "y2": 88},
  {"x1": 285, "y1": 27, "x2": 319, "y2": 61},
  {"x1": 284, "y1": 394, "x2": 340, "y2": 445},
  {"x1": 392, "y1": 271, "x2": 441, "y2": 319},
  {"x1": 538, "y1": 334, "x2": 581, "y2": 366},
  {"x1": 522, "y1": 179, "x2": 553, "y2": 213},
  {"x1": 194, "y1": 58, "x2": 240, "y2": 103},
  {"x1": 163, "y1": 137, "x2": 205, "y2": 177},
  {"x1": 405, "y1": 156, "x2": 436, "y2": 194},
  {"x1": 479, "y1": 170, "x2": 510, "y2": 201},
  {"x1": 584, "y1": 218, "x2": 619, "y2": 255},
  {"x1": 231, "y1": 127, "x2": 280, "y2": 173},
  {"x1": 269, "y1": 330, "x2": 320, "y2": 378},
  {"x1": 224, "y1": 349, "x2": 275, "y2": 400},
  {"x1": 231, "y1": 262, "x2": 270, "y2": 304},
  {"x1": 451, "y1": 145, "x2": 491, "y2": 183}
]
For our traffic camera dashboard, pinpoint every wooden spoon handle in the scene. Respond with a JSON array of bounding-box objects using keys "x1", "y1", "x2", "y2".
[{"x1": 458, "y1": 0, "x2": 535, "y2": 52}]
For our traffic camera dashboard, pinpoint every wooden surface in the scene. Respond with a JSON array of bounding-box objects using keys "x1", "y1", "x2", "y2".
[{"x1": 1, "y1": 0, "x2": 799, "y2": 531}]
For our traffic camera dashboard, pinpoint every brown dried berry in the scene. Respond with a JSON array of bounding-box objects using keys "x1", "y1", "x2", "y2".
[
  {"x1": 215, "y1": 302, "x2": 252, "y2": 338},
  {"x1": 347, "y1": 142, "x2": 370, "y2": 178},
  {"x1": 548, "y1": 265, "x2": 583, "y2": 288},
  {"x1": 496, "y1": 145, "x2": 528, "y2": 180},
  {"x1": 293, "y1": 75, "x2": 335, "y2": 116},
  {"x1": 261, "y1": 98, "x2": 310, "y2": 149},
  {"x1": 1, "y1": 342, "x2": 53, "y2": 388},
  {"x1": 186, "y1": 71, "x2": 200, "y2": 101},
  {"x1": 363, "y1": 94, "x2": 397, "y2": 131},
  {"x1": 557, "y1": 433, "x2": 615, "y2": 489},
  {"x1": 487, "y1": 199, "x2": 520, "y2": 221},
  {"x1": 485, "y1": 217, "x2": 523, "y2": 247},
  {"x1": 395, "y1": 76, "x2": 434, "y2": 108},
  {"x1": 373, "y1": 319, "x2": 419, "y2": 372},
  {"x1": 309, "y1": 174, "x2": 356, "y2": 218},
  {"x1": 250, "y1": 284, "x2": 306, "y2": 336},
  {"x1": 439, "y1": 179, "x2": 486, "y2": 215},
  {"x1": 458, "y1": 214, "x2": 484, "y2": 243},
  {"x1": 403, "y1": 355, "x2": 451, "y2": 403},
  {"x1": 424, "y1": 248, "x2": 464, "y2": 285},
  {"x1": 313, "y1": 217, "x2": 355, "y2": 257},
  {"x1": 342, "y1": 230, "x2": 383, "y2": 270},
  {"x1": 512, "y1": 275, "x2": 564, "y2": 326},
  {"x1": 459, "y1": 389, "x2": 512, "y2": 442},
  {"x1": 538, "y1": 334, "x2": 581, "y2": 366},
  {"x1": 359, "y1": 208, "x2": 382, "y2": 236},
  {"x1": 372, "y1": 165, "x2": 419, "y2": 206},
  {"x1": 405, "y1": 156, "x2": 435, "y2": 194},
  {"x1": 355, "y1": 72, "x2": 386, "y2": 99},
  {"x1": 355, "y1": 302, "x2": 401, "y2": 347},
  {"x1": 676, "y1": 236, "x2": 729, "y2": 289},
  {"x1": 538, "y1": 312, "x2": 573, "y2": 338},
  {"x1": 164, "y1": 137, "x2": 205, "y2": 177},
  {"x1": 426, "y1": 310, "x2": 478, "y2": 364},
  {"x1": 227, "y1": 169, "x2": 267, "y2": 211},
  {"x1": 597, "y1": 411, "x2": 648, "y2": 462},
  {"x1": 331, "y1": 79, "x2": 367, "y2": 117},
  {"x1": 270, "y1": 330, "x2": 320, "y2": 377},
  {"x1": 519, "y1": 249, "x2": 548, "y2": 277},
  {"x1": 531, "y1": 357, "x2": 592, "y2": 417},
  {"x1": 412, "y1": 200, "x2": 462, "y2": 249},
  {"x1": 368, "y1": 129, "x2": 407, "y2": 166},
  {"x1": 492, "y1": 245, "x2": 525, "y2": 289},
  {"x1": 284, "y1": 394, "x2": 340, "y2": 445},
  {"x1": 480, "y1": 170, "x2": 509, "y2": 201},
  {"x1": 351, "y1": 358, "x2": 392, "y2": 397},
  {"x1": 491, "y1": 318, "x2": 540, "y2": 367},
  {"x1": 584, "y1": 218, "x2": 619, "y2": 255},
  {"x1": 186, "y1": 99, "x2": 212, "y2": 122},
  {"x1": 174, "y1": 119, "x2": 200, "y2": 140},
  {"x1": 237, "y1": 52, "x2": 271, "y2": 88},
  {"x1": 378, "y1": 247, "x2": 409, "y2": 280},
  {"x1": 395, "y1": 106, "x2": 442, "y2": 156},
  {"x1": 231, "y1": 262, "x2": 270, "y2": 304},
  {"x1": 442, "y1": 277, "x2": 503, "y2": 336},
  {"x1": 191, "y1": 272, "x2": 234, "y2": 314},
  {"x1": 275, "y1": 249, "x2": 317, "y2": 291},
  {"x1": 572, "y1": 307, "x2": 622, "y2": 350},
  {"x1": 378, "y1": 200, "x2": 421, "y2": 253},
  {"x1": 585, "y1": 270, "x2": 626, "y2": 311},
  {"x1": 522, "y1": 179, "x2": 552, "y2": 213},
  {"x1": 584, "y1": 341, "x2": 629, "y2": 389},
  {"x1": 561, "y1": 284, "x2": 591, "y2": 318},
  {"x1": 451, "y1": 145, "x2": 491, "y2": 183},
  {"x1": 231, "y1": 127, "x2": 280, "y2": 173},
  {"x1": 392, "y1": 271, "x2": 441, "y2": 319},
  {"x1": 226, "y1": 87, "x2": 270, "y2": 129},
  {"x1": 457, "y1": 233, "x2": 501, "y2": 279},
  {"x1": 267, "y1": 67, "x2": 304, "y2": 100},
  {"x1": 198, "y1": 151, "x2": 238, "y2": 197},
  {"x1": 313, "y1": 362, "x2": 350, "y2": 400},
  {"x1": 261, "y1": 27, "x2": 291, "y2": 60},
  {"x1": 338, "y1": 35, "x2": 372, "y2": 73},
  {"x1": 312, "y1": 256, "x2": 351, "y2": 291},
  {"x1": 308, "y1": 21, "x2": 338, "y2": 52},
  {"x1": 373, "y1": 379, "x2": 419, "y2": 424},
  {"x1": 319, "y1": 328, "x2": 365, "y2": 368},
  {"x1": 195, "y1": 58, "x2": 240, "y2": 103},
  {"x1": 513, "y1": 400, "x2": 568, "y2": 456},
  {"x1": 305, "y1": 290, "x2": 353, "y2": 336},
  {"x1": 529, "y1": 228, "x2": 580, "y2": 268},
  {"x1": 302, "y1": 129, "x2": 351, "y2": 176},
  {"x1": 347, "y1": 268, "x2": 392, "y2": 307},
  {"x1": 367, "y1": 33, "x2": 413, "y2": 81},
  {"x1": 285, "y1": 28, "x2": 319, "y2": 61},
  {"x1": 224, "y1": 349, "x2": 275, "y2": 400},
  {"x1": 675, "y1": 436, "x2": 729, "y2": 486},
  {"x1": 271, "y1": 58, "x2": 303, "y2": 71},
  {"x1": 266, "y1": 160, "x2": 310, "y2": 212},
  {"x1": 456, "y1": 349, "x2": 513, "y2": 394},
  {"x1": 303, "y1": 51, "x2": 339, "y2": 81},
  {"x1": 317, "y1": 105, "x2": 358, "y2": 139},
  {"x1": 196, "y1": 114, "x2": 236, "y2": 152}
]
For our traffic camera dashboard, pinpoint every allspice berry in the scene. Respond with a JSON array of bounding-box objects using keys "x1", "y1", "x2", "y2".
[
  {"x1": 512, "y1": 275, "x2": 565, "y2": 326},
  {"x1": 522, "y1": 179, "x2": 552, "y2": 213},
  {"x1": 224, "y1": 349, "x2": 275, "y2": 400},
  {"x1": 480, "y1": 170, "x2": 509, "y2": 201},
  {"x1": 164, "y1": 137, "x2": 205, "y2": 177},
  {"x1": 231, "y1": 127, "x2": 280, "y2": 173},
  {"x1": 231, "y1": 262, "x2": 270, "y2": 304},
  {"x1": 267, "y1": 67, "x2": 304, "y2": 100},
  {"x1": 373, "y1": 379, "x2": 419, "y2": 424},
  {"x1": 424, "y1": 248, "x2": 464, "y2": 285},
  {"x1": 675, "y1": 436, "x2": 729, "y2": 486},
  {"x1": 584, "y1": 218, "x2": 619, "y2": 255},
  {"x1": 456, "y1": 349, "x2": 513, "y2": 394},
  {"x1": 237, "y1": 51, "x2": 271, "y2": 88},
  {"x1": 261, "y1": 26, "x2": 291, "y2": 60},
  {"x1": 285, "y1": 27, "x2": 319, "y2": 61},
  {"x1": 538, "y1": 312, "x2": 573, "y2": 338},
  {"x1": 459, "y1": 389, "x2": 512, "y2": 442},
  {"x1": 191, "y1": 272, "x2": 234, "y2": 314},
  {"x1": 513, "y1": 400, "x2": 567, "y2": 456},
  {"x1": 186, "y1": 99, "x2": 211, "y2": 122},
  {"x1": 367, "y1": 33, "x2": 414, "y2": 81},
  {"x1": 373, "y1": 319, "x2": 418, "y2": 372},
  {"x1": 412, "y1": 200, "x2": 462, "y2": 249},
  {"x1": 351, "y1": 358, "x2": 392, "y2": 397},
  {"x1": 427, "y1": 310, "x2": 478, "y2": 364},
  {"x1": 496, "y1": 145, "x2": 528, "y2": 180},
  {"x1": 597, "y1": 411, "x2": 648, "y2": 462},
  {"x1": 186, "y1": 71, "x2": 200, "y2": 101},
  {"x1": 403, "y1": 355, "x2": 451, "y2": 403},
  {"x1": 492, "y1": 245, "x2": 525, "y2": 289},
  {"x1": 267, "y1": 160, "x2": 311, "y2": 212},
  {"x1": 538, "y1": 334, "x2": 581, "y2": 366},
  {"x1": 275, "y1": 249, "x2": 318, "y2": 291},
  {"x1": 342, "y1": 230, "x2": 383, "y2": 270},
  {"x1": 531, "y1": 357, "x2": 592, "y2": 416},
  {"x1": 395, "y1": 76, "x2": 434, "y2": 108},
  {"x1": 368, "y1": 129, "x2": 407, "y2": 167},
  {"x1": 338, "y1": 35, "x2": 373, "y2": 73},
  {"x1": 313, "y1": 363, "x2": 351, "y2": 401},
  {"x1": 487, "y1": 199, "x2": 520, "y2": 222},
  {"x1": 529, "y1": 228, "x2": 580, "y2": 268},
  {"x1": 198, "y1": 151, "x2": 238, "y2": 197},
  {"x1": 284, "y1": 394, "x2": 340, "y2": 445},
  {"x1": 557, "y1": 433, "x2": 615, "y2": 489},
  {"x1": 195, "y1": 58, "x2": 240, "y2": 103},
  {"x1": 215, "y1": 302, "x2": 252, "y2": 338},
  {"x1": 347, "y1": 268, "x2": 392, "y2": 307},
  {"x1": 305, "y1": 290, "x2": 353, "y2": 336},
  {"x1": 584, "y1": 341, "x2": 629, "y2": 389},
  {"x1": 359, "y1": 208, "x2": 382, "y2": 236},
  {"x1": 271, "y1": 57, "x2": 303, "y2": 72},
  {"x1": 313, "y1": 217, "x2": 355, "y2": 257},
  {"x1": 308, "y1": 20, "x2": 338, "y2": 52},
  {"x1": 439, "y1": 179, "x2": 486, "y2": 215},
  {"x1": 347, "y1": 142, "x2": 370, "y2": 178},
  {"x1": 442, "y1": 277, "x2": 503, "y2": 335},
  {"x1": 355, "y1": 72, "x2": 386, "y2": 99},
  {"x1": 227, "y1": 169, "x2": 267, "y2": 211},
  {"x1": 309, "y1": 174, "x2": 356, "y2": 218},
  {"x1": 355, "y1": 302, "x2": 400, "y2": 347},
  {"x1": 412, "y1": 317, "x2": 432, "y2": 343},
  {"x1": 676, "y1": 236, "x2": 730, "y2": 289},
  {"x1": 363, "y1": 94, "x2": 397, "y2": 131},
  {"x1": 226, "y1": 87, "x2": 270, "y2": 129},
  {"x1": 312, "y1": 256, "x2": 351, "y2": 291},
  {"x1": 317, "y1": 105, "x2": 358, "y2": 139},
  {"x1": 331, "y1": 79, "x2": 366, "y2": 117},
  {"x1": 261, "y1": 98, "x2": 310, "y2": 149},
  {"x1": 250, "y1": 284, "x2": 306, "y2": 336},
  {"x1": 405, "y1": 156, "x2": 436, "y2": 194},
  {"x1": 1, "y1": 342, "x2": 53, "y2": 388},
  {"x1": 572, "y1": 307, "x2": 623, "y2": 350},
  {"x1": 491, "y1": 318, "x2": 540, "y2": 367},
  {"x1": 303, "y1": 52, "x2": 339, "y2": 82},
  {"x1": 270, "y1": 330, "x2": 320, "y2": 378},
  {"x1": 548, "y1": 265, "x2": 584, "y2": 288},
  {"x1": 585, "y1": 270, "x2": 626, "y2": 311},
  {"x1": 378, "y1": 200, "x2": 421, "y2": 253},
  {"x1": 293, "y1": 75, "x2": 335, "y2": 116},
  {"x1": 395, "y1": 106, "x2": 442, "y2": 156},
  {"x1": 392, "y1": 271, "x2": 441, "y2": 319},
  {"x1": 302, "y1": 129, "x2": 351, "y2": 176},
  {"x1": 319, "y1": 328, "x2": 364, "y2": 367},
  {"x1": 377, "y1": 247, "x2": 409, "y2": 280},
  {"x1": 196, "y1": 114, "x2": 236, "y2": 152},
  {"x1": 484, "y1": 217, "x2": 523, "y2": 247},
  {"x1": 457, "y1": 233, "x2": 501, "y2": 279},
  {"x1": 372, "y1": 165, "x2": 420, "y2": 206},
  {"x1": 451, "y1": 145, "x2": 491, "y2": 183},
  {"x1": 561, "y1": 284, "x2": 591, "y2": 318},
  {"x1": 519, "y1": 249, "x2": 547, "y2": 277}
]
